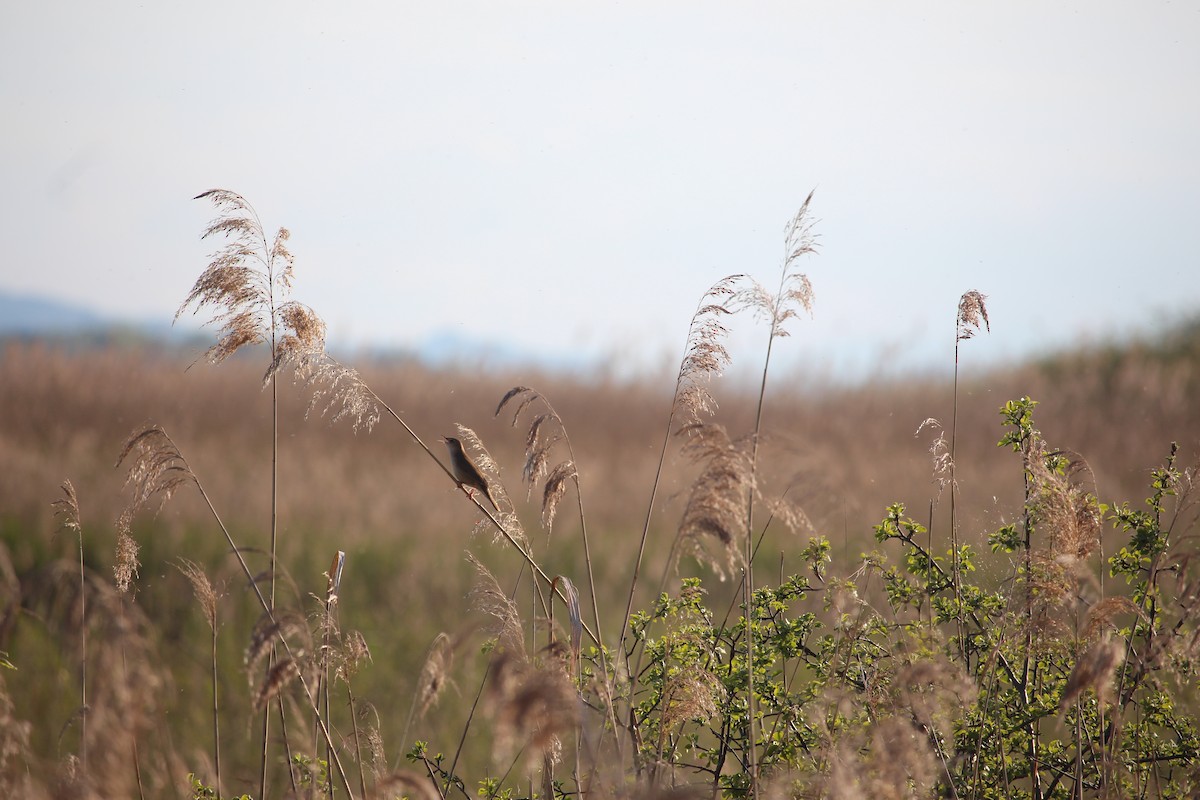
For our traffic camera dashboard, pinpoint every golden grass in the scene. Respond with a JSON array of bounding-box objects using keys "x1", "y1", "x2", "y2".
[
  {"x1": 2, "y1": 320, "x2": 1199, "y2": 796},
  {"x1": 4, "y1": 330, "x2": 1198, "y2": 579}
]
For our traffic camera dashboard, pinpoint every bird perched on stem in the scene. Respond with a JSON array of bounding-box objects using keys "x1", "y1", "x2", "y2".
[{"x1": 442, "y1": 436, "x2": 498, "y2": 511}]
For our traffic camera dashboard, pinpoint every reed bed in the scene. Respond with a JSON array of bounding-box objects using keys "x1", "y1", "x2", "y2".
[{"x1": 1, "y1": 191, "x2": 1198, "y2": 799}]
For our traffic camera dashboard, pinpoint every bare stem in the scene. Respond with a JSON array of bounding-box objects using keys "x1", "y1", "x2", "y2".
[
  {"x1": 77, "y1": 528, "x2": 87, "y2": 772},
  {"x1": 950, "y1": 339, "x2": 965, "y2": 660},
  {"x1": 211, "y1": 618, "x2": 221, "y2": 800}
]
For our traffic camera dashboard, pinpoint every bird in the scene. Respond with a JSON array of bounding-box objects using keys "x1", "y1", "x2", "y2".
[{"x1": 442, "y1": 436, "x2": 498, "y2": 511}]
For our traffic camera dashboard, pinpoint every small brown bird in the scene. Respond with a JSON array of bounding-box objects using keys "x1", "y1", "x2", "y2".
[{"x1": 442, "y1": 436, "x2": 498, "y2": 511}]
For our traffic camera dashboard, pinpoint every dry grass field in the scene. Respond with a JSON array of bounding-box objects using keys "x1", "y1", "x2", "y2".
[
  {"x1": 2, "y1": 316, "x2": 1198, "y2": 799},
  {"x1": 2, "y1": 192, "x2": 1198, "y2": 799},
  {"x1": 4, "y1": 320, "x2": 1196, "y2": 566}
]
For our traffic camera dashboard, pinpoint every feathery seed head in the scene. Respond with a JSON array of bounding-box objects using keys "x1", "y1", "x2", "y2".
[
  {"x1": 116, "y1": 425, "x2": 195, "y2": 514},
  {"x1": 113, "y1": 515, "x2": 140, "y2": 595},
  {"x1": 915, "y1": 418, "x2": 953, "y2": 501},
  {"x1": 53, "y1": 480, "x2": 83, "y2": 540},
  {"x1": 1060, "y1": 635, "x2": 1124, "y2": 711},
  {"x1": 496, "y1": 387, "x2": 578, "y2": 532},
  {"x1": 183, "y1": 189, "x2": 305, "y2": 366},
  {"x1": 676, "y1": 423, "x2": 757, "y2": 579},
  {"x1": 956, "y1": 290, "x2": 991, "y2": 342},
  {"x1": 414, "y1": 632, "x2": 453, "y2": 718},
  {"x1": 489, "y1": 661, "x2": 578, "y2": 768},
  {"x1": 740, "y1": 191, "x2": 821, "y2": 340},
  {"x1": 176, "y1": 558, "x2": 218, "y2": 631},
  {"x1": 674, "y1": 275, "x2": 747, "y2": 425},
  {"x1": 468, "y1": 553, "x2": 526, "y2": 659}
]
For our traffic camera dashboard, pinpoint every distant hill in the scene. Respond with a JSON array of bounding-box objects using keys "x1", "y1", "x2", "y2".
[
  {"x1": 0, "y1": 290, "x2": 108, "y2": 334},
  {"x1": 0, "y1": 289, "x2": 574, "y2": 370},
  {"x1": 0, "y1": 289, "x2": 203, "y2": 351}
]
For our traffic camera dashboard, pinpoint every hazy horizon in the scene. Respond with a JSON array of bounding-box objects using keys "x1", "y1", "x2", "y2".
[{"x1": 4, "y1": 284, "x2": 1194, "y2": 391}]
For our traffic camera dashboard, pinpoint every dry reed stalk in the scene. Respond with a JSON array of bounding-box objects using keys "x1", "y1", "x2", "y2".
[
  {"x1": 326, "y1": 582, "x2": 374, "y2": 800},
  {"x1": 1029, "y1": 450, "x2": 1102, "y2": 563},
  {"x1": 255, "y1": 658, "x2": 302, "y2": 711},
  {"x1": 494, "y1": 388, "x2": 576, "y2": 534},
  {"x1": 23, "y1": 559, "x2": 167, "y2": 797},
  {"x1": 414, "y1": 633, "x2": 455, "y2": 720},
  {"x1": 549, "y1": 575, "x2": 583, "y2": 681},
  {"x1": 401, "y1": 630, "x2": 460, "y2": 766},
  {"x1": 183, "y1": 188, "x2": 298, "y2": 798},
  {"x1": 364, "y1": 719, "x2": 387, "y2": 784},
  {"x1": 441, "y1": 558, "x2": 531, "y2": 792},
  {"x1": 893, "y1": 657, "x2": 978, "y2": 792},
  {"x1": 246, "y1": 610, "x2": 313, "y2": 679},
  {"x1": 314, "y1": 549, "x2": 346, "y2": 798},
  {"x1": 0, "y1": 671, "x2": 33, "y2": 798},
  {"x1": 807, "y1": 656, "x2": 977, "y2": 800},
  {"x1": 949, "y1": 290, "x2": 990, "y2": 661},
  {"x1": 52, "y1": 480, "x2": 87, "y2": 772},
  {"x1": 269, "y1": 302, "x2": 382, "y2": 433},
  {"x1": 915, "y1": 418, "x2": 953, "y2": 503},
  {"x1": 617, "y1": 275, "x2": 744, "y2": 665},
  {"x1": 495, "y1": 387, "x2": 617, "y2": 751},
  {"x1": 735, "y1": 191, "x2": 819, "y2": 797},
  {"x1": 1081, "y1": 596, "x2": 1144, "y2": 641},
  {"x1": 654, "y1": 669, "x2": 724, "y2": 759},
  {"x1": 115, "y1": 424, "x2": 358, "y2": 797},
  {"x1": 1013, "y1": 446, "x2": 1107, "y2": 649},
  {"x1": 176, "y1": 558, "x2": 222, "y2": 797},
  {"x1": 607, "y1": 275, "x2": 750, "y2": 781}
]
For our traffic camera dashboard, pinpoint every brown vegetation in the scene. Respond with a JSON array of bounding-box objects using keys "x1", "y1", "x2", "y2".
[
  {"x1": 3, "y1": 188, "x2": 1199, "y2": 800},
  {"x1": 5, "y1": 322, "x2": 1195, "y2": 559},
  {"x1": 1, "y1": 319, "x2": 1197, "y2": 792}
]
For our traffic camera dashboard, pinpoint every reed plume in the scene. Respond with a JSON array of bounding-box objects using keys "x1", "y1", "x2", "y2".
[
  {"x1": 491, "y1": 389, "x2": 593, "y2": 627},
  {"x1": 617, "y1": 275, "x2": 747, "y2": 751},
  {"x1": 674, "y1": 275, "x2": 745, "y2": 425},
  {"x1": 113, "y1": 425, "x2": 196, "y2": 595},
  {"x1": 673, "y1": 423, "x2": 756, "y2": 580},
  {"x1": 268, "y1": 301, "x2": 381, "y2": 432},
  {"x1": 468, "y1": 553, "x2": 528, "y2": 661},
  {"x1": 372, "y1": 770, "x2": 442, "y2": 800},
  {"x1": 178, "y1": 189, "x2": 294, "y2": 365},
  {"x1": 738, "y1": 192, "x2": 819, "y2": 796},
  {"x1": 495, "y1": 387, "x2": 576, "y2": 532},
  {"x1": 1059, "y1": 635, "x2": 1124, "y2": 711},
  {"x1": 181, "y1": 189, "x2": 378, "y2": 796}
]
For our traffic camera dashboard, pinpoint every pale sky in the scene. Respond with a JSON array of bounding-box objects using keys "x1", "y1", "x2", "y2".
[{"x1": 2, "y1": 2, "x2": 1198, "y2": 379}]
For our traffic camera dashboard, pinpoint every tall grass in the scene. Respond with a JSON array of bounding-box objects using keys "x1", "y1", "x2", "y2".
[
  {"x1": 178, "y1": 189, "x2": 298, "y2": 797},
  {"x1": 0, "y1": 190, "x2": 1198, "y2": 798}
]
